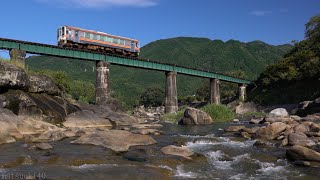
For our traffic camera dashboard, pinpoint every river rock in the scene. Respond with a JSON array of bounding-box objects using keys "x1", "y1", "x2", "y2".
[
  {"x1": 178, "y1": 107, "x2": 213, "y2": 125},
  {"x1": 75, "y1": 103, "x2": 143, "y2": 126},
  {"x1": 32, "y1": 130, "x2": 67, "y2": 143},
  {"x1": 268, "y1": 108, "x2": 289, "y2": 118},
  {"x1": 288, "y1": 133, "x2": 316, "y2": 147},
  {"x1": 234, "y1": 102, "x2": 258, "y2": 115},
  {"x1": 224, "y1": 125, "x2": 245, "y2": 132},
  {"x1": 286, "y1": 145, "x2": 320, "y2": 162},
  {"x1": 0, "y1": 62, "x2": 29, "y2": 91},
  {"x1": 255, "y1": 122, "x2": 287, "y2": 140},
  {"x1": 64, "y1": 110, "x2": 112, "y2": 128},
  {"x1": 242, "y1": 127, "x2": 260, "y2": 134},
  {"x1": 130, "y1": 129, "x2": 160, "y2": 135},
  {"x1": 71, "y1": 130, "x2": 157, "y2": 152},
  {"x1": 35, "y1": 143, "x2": 53, "y2": 150},
  {"x1": 161, "y1": 145, "x2": 194, "y2": 159},
  {"x1": 250, "y1": 118, "x2": 263, "y2": 124},
  {"x1": 28, "y1": 75, "x2": 61, "y2": 95},
  {"x1": 296, "y1": 98, "x2": 320, "y2": 117},
  {"x1": 3, "y1": 90, "x2": 80, "y2": 124},
  {"x1": 293, "y1": 124, "x2": 309, "y2": 134},
  {"x1": 310, "y1": 123, "x2": 320, "y2": 132}
]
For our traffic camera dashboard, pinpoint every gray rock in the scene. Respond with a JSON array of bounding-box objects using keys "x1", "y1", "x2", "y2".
[
  {"x1": 3, "y1": 90, "x2": 80, "y2": 124},
  {"x1": 33, "y1": 130, "x2": 67, "y2": 142},
  {"x1": 288, "y1": 133, "x2": 316, "y2": 147},
  {"x1": 225, "y1": 125, "x2": 245, "y2": 132},
  {"x1": 293, "y1": 124, "x2": 309, "y2": 134},
  {"x1": 161, "y1": 145, "x2": 194, "y2": 159},
  {"x1": 255, "y1": 122, "x2": 287, "y2": 140},
  {"x1": 250, "y1": 118, "x2": 263, "y2": 124},
  {"x1": 0, "y1": 62, "x2": 29, "y2": 90},
  {"x1": 71, "y1": 130, "x2": 157, "y2": 152},
  {"x1": 35, "y1": 143, "x2": 53, "y2": 150},
  {"x1": 286, "y1": 145, "x2": 320, "y2": 162},
  {"x1": 28, "y1": 75, "x2": 61, "y2": 95},
  {"x1": 267, "y1": 108, "x2": 289, "y2": 118},
  {"x1": 64, "y1": 110, "x2": 112, "y2": 128},
  {"x1": 178, "y1": 107, "x2": 213, "y2": 125}
]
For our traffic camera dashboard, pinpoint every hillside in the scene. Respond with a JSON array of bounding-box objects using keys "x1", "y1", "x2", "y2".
[
  {"x1": 248, "y1": 15, "x2": 320, "y2": 105},
  {"x1": 26, "y1": 37, "x2": 292, "y2": 108}
]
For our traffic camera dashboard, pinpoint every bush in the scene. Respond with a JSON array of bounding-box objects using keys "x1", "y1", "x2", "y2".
[
  {"x1": 139, "y1": 87, "x2": 164, "y2": 107},
  {"x1": 201, "y1": 104, "x2": 235, "y2": 122}
]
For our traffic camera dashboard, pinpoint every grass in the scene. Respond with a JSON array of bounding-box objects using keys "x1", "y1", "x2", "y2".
[
  {"x1": 160, "y1": 104, "x2": 235, "y2": 123},
  {"x1": 201, "y1": 104, "x2": 235, "y2": 123},
  {"x1": 160, "y1": 109, "x2": 185, "y2": 123}
]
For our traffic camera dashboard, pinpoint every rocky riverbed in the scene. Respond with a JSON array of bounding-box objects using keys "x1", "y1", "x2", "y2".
[{"x1": 1, "y1": 61, "x2": 320, "y2": 179}]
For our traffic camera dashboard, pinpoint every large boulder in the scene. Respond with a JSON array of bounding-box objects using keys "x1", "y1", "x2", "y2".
[
  {"x1": 234, "y1": 102, "x2": 258, "y2": 115},
  {"x1": 71, "y1": 130, "x2": 157, "y2": 152},
  {"x1": 288, "y1": 133, "x2": 316, "y2": 147},
  {"x1": 178, "y1": 107, "x2": 213, "y2": 125},
  {"x1": 28, "y1": 75, "x2": 61, "y2": 95},
  {"x1": 3, "y1": 90, "x2": 80, "y2": 124},
  {"x1": 0, "y1": 62, "x2": 29, "y2": 91},
  {"x1": 265, "y1": 108, "x2": 291, "y2": 123},
  {"x1": 255, "y1": 122, "x2": 287, "y2": 140},
  {"x1": 75, "y1": 102, "x2": 143, "y2": 126},
  {"x1": 268, "y1": 108, "x2": 289, "y2": 117},
  {"x1": 0, "y1": 108, "x2": 60, "y2": 144},
  {"x1": 63, "y1": 110, "x2": 112, "y2": 128},
  {"x1": 286, "y1": 145, "x2": 320, "y2": 162},
  {"x1": 160, "y1": 145, "x2": 194, "y2": 159}
]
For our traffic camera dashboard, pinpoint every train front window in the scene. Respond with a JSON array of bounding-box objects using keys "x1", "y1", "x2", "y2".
[{"x1": 62, "y1": 27, "x2": 65, "y2": 36}]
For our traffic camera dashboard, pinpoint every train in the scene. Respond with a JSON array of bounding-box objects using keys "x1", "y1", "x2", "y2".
[{"x1": 57, "y1": 26, "x2": 140, "y2": 57}]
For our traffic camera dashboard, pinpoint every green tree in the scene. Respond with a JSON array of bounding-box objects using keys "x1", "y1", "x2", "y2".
[{"x1": 139, "y1": 87, "x2": 164, "y2": 107}]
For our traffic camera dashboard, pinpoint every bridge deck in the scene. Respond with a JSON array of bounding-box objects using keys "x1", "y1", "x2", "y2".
[{"x1": 0, "y1": 38, "x2": 250, "y2": 84}]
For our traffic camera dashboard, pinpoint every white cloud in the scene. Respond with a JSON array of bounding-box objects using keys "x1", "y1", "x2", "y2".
[
  {"x1": 250, "y1": 10, "x2": 272, "y2": 16},
  {"x1": 37, "y1": 0, "x2": 158, "y2": 8}
]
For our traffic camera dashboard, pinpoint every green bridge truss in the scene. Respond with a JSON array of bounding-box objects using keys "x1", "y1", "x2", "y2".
[{"x1": 0, "y1": 38, "x2": 250, "y2": 84}]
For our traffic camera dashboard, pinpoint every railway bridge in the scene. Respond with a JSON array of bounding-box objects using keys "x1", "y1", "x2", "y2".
[{"x1": 0, "y1": 38, "x2": 250, "y2": 113}]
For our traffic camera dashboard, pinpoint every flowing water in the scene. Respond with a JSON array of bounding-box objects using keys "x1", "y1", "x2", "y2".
[{"x1": 0, "y1": 122, "x2": 319, "y2": 179}]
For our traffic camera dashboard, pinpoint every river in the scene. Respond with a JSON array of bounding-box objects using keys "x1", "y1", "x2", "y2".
[{"x1": 0, "y1": 121, "x2": 319, "y2": 179}]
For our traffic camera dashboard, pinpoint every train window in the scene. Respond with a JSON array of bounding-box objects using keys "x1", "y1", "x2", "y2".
[
  {"x1": 106, "y1": 37, "x2": 112, "y2": 43},
  {"x1": 93, "y1": 34, "x2": 98, "y2": 40},
  {"x1": 85, "y1": 32, "x2": 90, "y2": 38},
  {"x1": 119, "y1": 39, "x2": 124, "y2": 45},
  {"x1": 113, "y1": 38, "x2": 119, "y2": 44},
  {"x1": 62, "y1": 27, "x2": 65, "y2": 36},
  {"x1": 125, "y1": 40, "x2": 130, "y2": 46},
  {"x1": 100, "y1": 36, "x2": 104, "y2": 41}
]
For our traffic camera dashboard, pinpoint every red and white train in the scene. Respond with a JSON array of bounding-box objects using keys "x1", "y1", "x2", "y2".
[{"x1": 57, "y1": 26, "x2": 140, "y2": 57}]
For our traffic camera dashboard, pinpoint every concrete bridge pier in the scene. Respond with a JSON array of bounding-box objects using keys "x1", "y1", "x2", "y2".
[
  {"x1": 9, "y1": 49, "x2": 26, "y2": 69},
  {"x1": 95, "y1": 61, "x2": 110, "y2": 106},
  {"x1": 239, "y1": 84, "x2": 247, "y2": 102},
  {"x1": 165, "y1": 71, "x2": 178, "y2": 113},
  {"x1": 209, "y1": 78, "x2": 220, "y2": 104}
]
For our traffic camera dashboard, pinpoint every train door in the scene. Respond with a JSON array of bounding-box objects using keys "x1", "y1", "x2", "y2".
[
  {"x1": 131, "y1": 41, "x2": 135, "y2": 52},
  {"x1": 75, "y1": 30, "x2": 80, "y2": 43}
]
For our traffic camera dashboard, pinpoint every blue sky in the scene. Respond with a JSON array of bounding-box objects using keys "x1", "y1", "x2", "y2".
[{"x1": 0, "y1": 0, "x2": 319, "y2": 50}]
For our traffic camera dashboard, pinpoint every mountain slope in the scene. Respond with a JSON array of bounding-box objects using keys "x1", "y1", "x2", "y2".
[{"x1": 26, "y1": 37, "x2": 292, "y2": 108}]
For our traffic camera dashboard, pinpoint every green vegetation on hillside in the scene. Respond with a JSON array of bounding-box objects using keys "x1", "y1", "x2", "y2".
[
  {"x1": 25, "y1": 38, "x2": 291, "y2": 109},
  {"x1": 249, "y1": 15, "x2": 320, "y2": 105}
]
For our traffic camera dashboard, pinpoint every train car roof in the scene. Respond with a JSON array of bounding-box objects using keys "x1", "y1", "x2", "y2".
[{"x1": 64, "y1": 26, "x2": 139, "y2": 42}]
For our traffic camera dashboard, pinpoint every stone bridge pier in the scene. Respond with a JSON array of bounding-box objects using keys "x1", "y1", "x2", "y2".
[
  {"x1": 95, "y1": 61, "x2": 110, "y2": 106},
  {"x1": 209, "y1": 78, "x2": 220, "y2": 104},
  {"x1": 165, "y1": 71, "x2": 178, "y2": 113},
  {"x1": 9, "y1": 49, "x2": 26, "y2": 69},
  {"x1": 239, "y1": 84, "x2": 247, "y2": 102}
]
